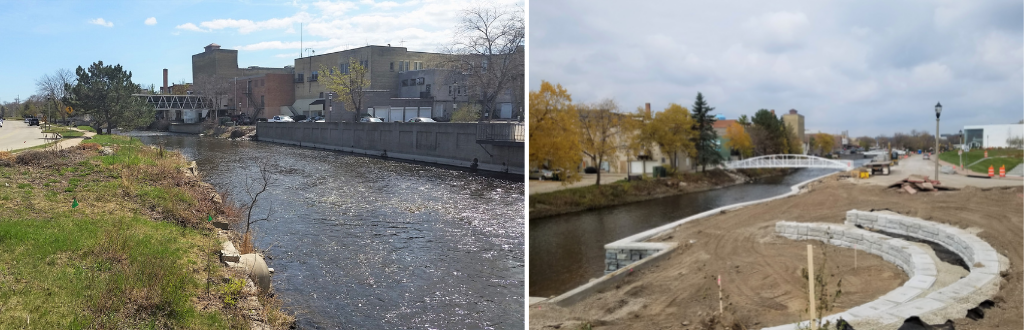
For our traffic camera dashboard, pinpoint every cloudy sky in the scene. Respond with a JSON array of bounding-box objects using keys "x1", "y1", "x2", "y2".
[
  {"x1": 530, "y1": 0, "x2": 1023, "y2": 137},
  {"x1": 0, "y1": 0, "x2": 520, "y2": 104}
]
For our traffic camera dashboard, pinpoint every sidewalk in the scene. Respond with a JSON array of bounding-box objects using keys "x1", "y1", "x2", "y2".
[
  {"x1": 857, "y1": 154, "x2": 1022, "y2": 189},
  {"x1": 52, "y1": 127, "x2": 97, "y2": 150},
  {"x1": 529, "y1": 172, "x2": 629, "y2": 195}
]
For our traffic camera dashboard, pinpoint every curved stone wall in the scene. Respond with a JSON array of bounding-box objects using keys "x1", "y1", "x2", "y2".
[{"x1": 766, "y1": 211, "x2": 1004, "y2": 329}]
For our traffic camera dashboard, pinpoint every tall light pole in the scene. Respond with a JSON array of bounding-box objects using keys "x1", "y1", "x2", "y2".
[
  {"x1": 959, "y1": 129, "x2": 963, "y2": 170},
  {"x1": 934, "y1": 102, "x2": 942, "y2": 180}
]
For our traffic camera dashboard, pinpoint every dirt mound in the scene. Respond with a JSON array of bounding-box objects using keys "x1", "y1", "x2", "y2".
[{"x1": 529, "y1": 178, "x2": 1023, "y2": 329}]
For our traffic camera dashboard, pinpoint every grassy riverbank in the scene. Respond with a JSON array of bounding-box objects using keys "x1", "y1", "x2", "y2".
[
  {"x1": 938, "y1": 148, "x2": 1023, "y2": 173},
  {"x1": 0, "y1": 135, "x2": 292, "y2": 329},
  {"x1": 529, "y1": 168, "x2": 794, "y2": 219}
]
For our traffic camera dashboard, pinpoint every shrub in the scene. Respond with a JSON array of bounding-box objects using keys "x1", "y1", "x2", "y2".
[
  {"x1": 80, "y1": 142, "x2": 102, "y2": 151},
  {"x1": 0, "y1": 151, "x2": 14, "y2": 167},
  {"x1": 229, "y1": 129, "x2": 247, "y2": 139}
]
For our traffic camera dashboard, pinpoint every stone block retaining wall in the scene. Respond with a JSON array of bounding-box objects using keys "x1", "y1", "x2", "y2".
[{"x1": 765, "y1": 210, "x2": 1004, "y2": 329}]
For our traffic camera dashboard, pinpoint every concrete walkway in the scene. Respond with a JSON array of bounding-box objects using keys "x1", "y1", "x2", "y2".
[
  {"x1": 529, "y1": 172, "x2": 629, "y2": 195},
  {"x1": 52, "y1": 128, "x2": 97, "y2": 149},
  {"x1": 858, "y1": 154, "x2": 1022, "y2": 189}
]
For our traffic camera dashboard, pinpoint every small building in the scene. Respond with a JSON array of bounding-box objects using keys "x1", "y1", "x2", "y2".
[
  {"x1": 782, "y1": 109, "x2": 805, "y2": 144},
  {"x1": 962, "y1": 124, "x2": 1024, "y2": 149}
]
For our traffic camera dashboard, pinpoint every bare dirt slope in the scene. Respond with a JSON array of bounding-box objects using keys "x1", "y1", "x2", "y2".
[{"x1": 529, "y1": 177, "x2": 1023, "y2": 330}]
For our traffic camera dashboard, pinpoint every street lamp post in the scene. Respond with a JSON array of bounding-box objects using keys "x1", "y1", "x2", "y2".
[
  {"x1": 959, "y1": 129, "x2": 963, "y2": 170},
  {"x1": 935, "y1": 102, "x2": 942, "y2": 180}
]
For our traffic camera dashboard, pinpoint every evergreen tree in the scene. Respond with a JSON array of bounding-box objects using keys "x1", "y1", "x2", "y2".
[
  {"x1": 68, "y1": 61, "x2": 155, "y2": 134},
  {"x1": 690, "y1": 92, "x2": 722, "y2": 172}
]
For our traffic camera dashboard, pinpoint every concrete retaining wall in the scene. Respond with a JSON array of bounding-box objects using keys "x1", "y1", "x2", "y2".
[
  {"x1": 765, "y1": 211, "x2": 1004, "y2": 329},
  {"x1": 169, "y1": 123, "x2": 202, "y2": 134},
  {"x1": 256, "y1": 122, "x2": 524, "y2": 174}
]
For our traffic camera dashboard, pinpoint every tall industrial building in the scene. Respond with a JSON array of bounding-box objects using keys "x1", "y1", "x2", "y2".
[{"x1": 782, "y1": 109, "x2": 805, "y2": 143}]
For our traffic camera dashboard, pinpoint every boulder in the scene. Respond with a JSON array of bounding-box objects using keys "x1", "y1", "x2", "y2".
[{"x1": 239, "y1": 253, "x2": 271, "y2": 293}]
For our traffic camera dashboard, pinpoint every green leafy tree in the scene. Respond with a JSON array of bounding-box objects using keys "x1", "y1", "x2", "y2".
[
  {"x1": 751, "y1": 109, "x2": 786, "y2": 155},
  {"x1": 320, "y1": 58, "x2": 370, "y2": 122},
  {"x1": 737, "y1": 114, "x2": 751, "y2": 126},
  {"x1": 68, "y1": 61, "x2": 154, "y2": 134},
  {"x1": 450, "y1": 103, "x2": 481, "y2": 122},
  {"x1": 690, "y1": 92, "x2": 722, "y2": 172}
]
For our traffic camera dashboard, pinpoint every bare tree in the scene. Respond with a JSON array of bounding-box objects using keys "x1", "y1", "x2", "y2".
[
  {"x1": 441, "y1": 3, "x2": 524, "y2": 120},
  {"x1": 191, "y1": 75, "x2": 233, "y2": 122},
  {"x1": 579, "y1": 99, "x2": 623, "y2": 185},
  {"x1": 239, "y1": 163, "x2": 276, "y2": 253},
  {"x1": 35, "y1": 68, "x2": 76, "y2": 127}
]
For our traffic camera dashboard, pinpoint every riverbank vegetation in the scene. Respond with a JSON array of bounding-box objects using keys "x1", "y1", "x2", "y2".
[
  {"x1": 529, "y1": 168, "x2": 793, "y2": 219},
  {"x1": 0, "y1": 135, "x2": 292, "y2": 329}
]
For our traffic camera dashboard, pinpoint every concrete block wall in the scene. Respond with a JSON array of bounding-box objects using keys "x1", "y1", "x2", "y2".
[
  {"x1": 766, "y1": 211, "x2": 1003, "y2": 329},
  {"x1": 256, "y1": 122, "x2": 524, "y2": 174},
  {"x1": 603, "y1": 243, "x2": 674, "y2": 273}
]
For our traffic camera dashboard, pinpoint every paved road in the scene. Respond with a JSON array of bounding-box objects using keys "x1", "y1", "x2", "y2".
[
  {"x1": 529, "y1": 172, "x2": 630, "y2": 195},
  {"x1": 858, "y1": 153, "x2": 1022, "y2": 188},
  {"x1": 0, "y1": 120, "x2": 49, "y2": 151}
]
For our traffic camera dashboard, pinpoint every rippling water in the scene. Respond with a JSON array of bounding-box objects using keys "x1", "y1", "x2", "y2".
[{"x1": 132, "y1": 133, "x2": 524, "y2": 329}]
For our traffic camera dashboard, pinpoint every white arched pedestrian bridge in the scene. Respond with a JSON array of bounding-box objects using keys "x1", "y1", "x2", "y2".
[{"x1": 724, "y1": 154, "x2": 853, "y2": 171}]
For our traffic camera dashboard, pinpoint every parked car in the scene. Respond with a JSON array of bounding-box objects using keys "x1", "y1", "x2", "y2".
[
  {"x1": 24, "y1": 117, "x2": 34, "y2": 123},
  {"x1": 407, "y1": 117, "x2": 435, "y2": 123},
  {"x1": 256, "y1": 118, "x2": 268, "y2": 122},
  {"x1": 359, "y1": 117, "x2": 383, "y2": 123},
  {"x1": 291, "y1": 115, "x2": 308, "y2": 122},
  {"x1": 923, "y1": 153, "x2": 930, "y2": 160},
  {"x1": 584, "y1": 166, "x2": 598, "y2": 174},
  {"x1": 268, "y1": 116, "x2": 294, "y2": 122},
  {"x1": 529, "y1": 168, "x2": 554, "y2": 180},
  {"x1": 28, "y1": 118, "x2": 40, "y2": 126}
]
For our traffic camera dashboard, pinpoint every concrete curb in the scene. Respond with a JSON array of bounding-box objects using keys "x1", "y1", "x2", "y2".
[
  {"x1": 541, "y1": 170, "x2": 839, "y2": 306},
  {"x1": 764, "y1": 211, "x2": 1004, "y2": 329}
]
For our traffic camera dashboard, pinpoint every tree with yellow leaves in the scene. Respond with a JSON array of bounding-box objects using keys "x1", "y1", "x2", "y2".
[
  {"x1": 529, "y1": 81, "x2": 582, "y2": 184},
  {"x1": 725, "y1": 121, "x2": 753, "y2": 159},
  {"x1": 652, "y1": 103, "x2": 696, "y2": 170}
]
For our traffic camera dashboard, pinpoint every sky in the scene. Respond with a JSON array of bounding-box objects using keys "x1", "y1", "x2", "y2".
[
  {"x1": 530, "y1": 0, "x2": 1023, "y2": 138},
  {"x1": 0, "y1": 0, "x2": 521, "y2": 104}
]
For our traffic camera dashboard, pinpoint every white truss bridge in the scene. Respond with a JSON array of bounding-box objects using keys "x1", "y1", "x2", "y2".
[{"x1": 723, "y1": 154, "x2": 853, "y2": 171}]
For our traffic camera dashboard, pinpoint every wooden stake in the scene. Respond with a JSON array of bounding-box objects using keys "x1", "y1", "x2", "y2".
[
  {"x1": 854, "y1": 245, "x2": 858, "y2": 269},
  {"x1": 718, "y1": 274, "x2": 723, "y2": 314},
  {"x1": 808, "y1": 245, "x2": 817, "y2": 329}
]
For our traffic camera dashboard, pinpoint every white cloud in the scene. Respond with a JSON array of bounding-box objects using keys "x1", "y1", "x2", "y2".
[
  {"x1": 89, "y1": 18, "x2": 114, "y2": 27},
  {"x1": 145, "y1": 17, "x2": 157, "y2": 25},
  {"x1": 175, "y1": 22, "x2": 206, "y2": 32},
  {"x1": 314, "y1": 0, "x2": 359, "y2": 16}
]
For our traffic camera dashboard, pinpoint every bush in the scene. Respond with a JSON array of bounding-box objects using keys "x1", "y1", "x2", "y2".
[
  {"x1": 229, "y1": 129, "x2": 247, "y2": 139},
  {"x1": 80, "y1": 142, "x2": 102, "y2": 151},
  {"x1": 0, "y1": 151, "x2": 14, "y2": 167}
]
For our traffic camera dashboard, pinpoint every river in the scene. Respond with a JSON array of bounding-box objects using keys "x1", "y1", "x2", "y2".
[
  {"x1": 529, "y1": 164, "x2": 868, "y2": 297},
  {"x1": 131, "y1": 133, "x2": 524, "y2": 329}
]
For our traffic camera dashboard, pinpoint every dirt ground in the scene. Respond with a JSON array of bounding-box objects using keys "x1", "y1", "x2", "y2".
[{"x1": 529, "y1": 176, "x2": 1023, "y2": 330}]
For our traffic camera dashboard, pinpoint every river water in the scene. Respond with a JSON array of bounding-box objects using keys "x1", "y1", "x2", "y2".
[
  {"x1": 529, "y1": 165, "x2": 868, "y2": 297},
  {"x1": 131, "y1": 133, "x2": 524, "y2": 329}
]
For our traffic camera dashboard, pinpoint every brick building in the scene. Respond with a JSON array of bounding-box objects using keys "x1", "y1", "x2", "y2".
[{"x1": 230, "y1": 73, "x2": 296, "y2": 120}]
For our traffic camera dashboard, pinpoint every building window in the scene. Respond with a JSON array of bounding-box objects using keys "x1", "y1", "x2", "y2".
[
  {"x1": 319, "y1": 92, "x2": 324, "y2": 98},
  {"x1": 482, "y1": 60, "x2": 488, "y2": 72},
  {"x1": 448, "y1": 86, "x2": 453, "y2": 96},
  {"x1": 390, "y1": 62, "x2": 394, "y2": 71},
  {"x1": 416, "y1": 77, "x2": 424, "y2": 85},
  {"x1": 310, "y1": 71, "x2": 318, "y2": 81},
  {"x1": 425, "y1": 84, "x2": 430, "y2": 94},
  {"x1": 295, "y1": 74, "x2": 304, "y2": 83},
  {"x1": 402, "y1": 79, "x2": 409, "y2": 87},
  {"x1": 261, "y1": 95, "x2": 264, "y2": 106}
]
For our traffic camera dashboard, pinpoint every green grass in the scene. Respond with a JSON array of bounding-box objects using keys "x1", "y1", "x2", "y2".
[
  {"x1": 77, "y1": 126, "x2": 95, "y2": 132},
  {"x1": 41, "y1": 128, "x2": 85, "y2": 138},
  {"x1": 939, "y1": 148, "x2": 1023, "y2": 173},
  {"x1": 0, "y1": 136, "x2": 257, "y2": 329},
  {"x1": 87, "y1": 135, "x2": 143, "y2": 147}
]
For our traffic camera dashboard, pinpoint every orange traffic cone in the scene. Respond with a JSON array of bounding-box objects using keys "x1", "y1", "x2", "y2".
[
  {"x1": 988, "y1": 165, "x2": 994, "y2": 177},
  {"x1": 1000, "y1": 165, "x2": 1006, "y2": 178},
  {"x1": 985, "y1": 150, "x2": 988, "y2": 158}
]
